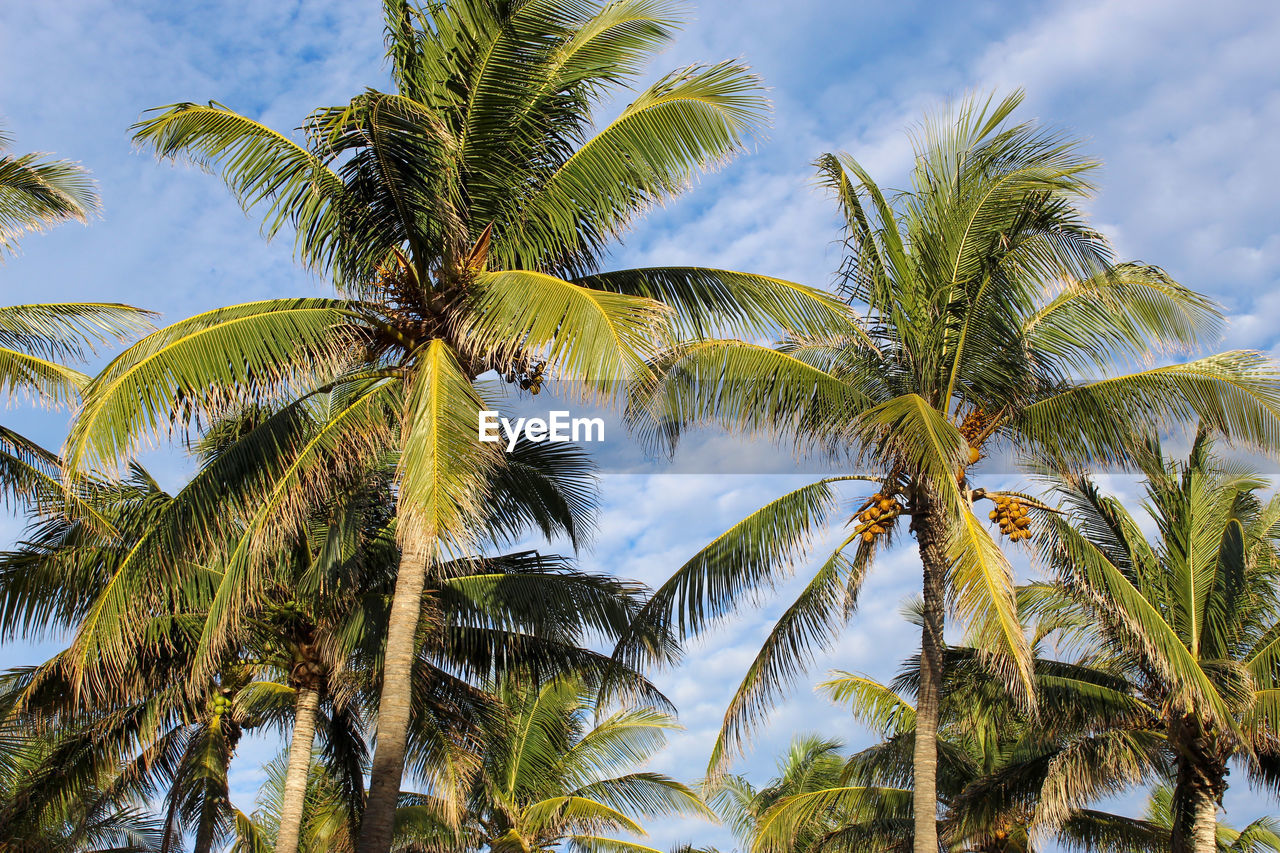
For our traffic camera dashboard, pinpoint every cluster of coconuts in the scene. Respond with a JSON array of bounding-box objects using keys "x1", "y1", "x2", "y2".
[
  {"x1": 855, "y1": 492, "x2": 902, "y2": 544},
  {"x1": 264, "y1": 600, "x2": 303, "y2": 622},
  {"x1": 990, "y1": 495, "x2": 1032, "y2": 541},
  {"x1": 957, "y1": 409, "x2": 987, "y2": 476},
  {"x1": 505, "y1": 361, "x2": 546, "y2": 395},
  {"x1": 210, "y1": 691, "x2": 233, "y2": 718}
]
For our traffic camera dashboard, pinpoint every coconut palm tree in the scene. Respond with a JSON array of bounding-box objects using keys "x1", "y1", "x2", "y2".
[
  {"x1": 706, "y1": 734, "x2": 857, "y2": 853},
  {"x1": 1031, "y1": 429, "x2": 1280, "y2": 853},
  {"x1": 0, "y1": 123, "x2": 150, "y2": 510},
  {"x1": 612, "y1": 91, "x2": 1280, "y2": 853},
  {"x1": 0, "y1": 721, "x2": 162, "y2": 852},
  {"x1": 60, "y1": 6, "x2": 845, "y2": 849},
  {"x1": 3, "y1": 391, "x2": 668, "y2": 851},
  {"x1": 745, "y1": 637, "x2": 1177, "y2": 853},
  {"x1": 389, "y1": 672, "x2": 710, "y2": 853},
  {"x1": 230, "y1": 750, "x2": 359, "y2": 853}
]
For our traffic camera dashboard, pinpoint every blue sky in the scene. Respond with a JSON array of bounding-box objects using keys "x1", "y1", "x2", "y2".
[{"x1": 2, "y1": 0, "x2": 1279, "y2": 847}]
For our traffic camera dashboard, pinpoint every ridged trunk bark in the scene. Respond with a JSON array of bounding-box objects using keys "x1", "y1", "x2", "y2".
[
  {"x1": 1192, "y1": 789, "x2": 1217, "y2": 853},
  {"x1": 912, "y1": 490, "x2": 946, "y2": 853},
  {"x1": 1170, "y1": 714, "x2": 1223, "y2": 853},
  {"x1": 276, "y1": 683, "x2": 321, "y2": 853},
  {"x1": 1171, "y1": 773, "x2": 1218, "y2": 853},
  {"x1": 356, "y1": 537, "x2": 430, "y2": 853}
]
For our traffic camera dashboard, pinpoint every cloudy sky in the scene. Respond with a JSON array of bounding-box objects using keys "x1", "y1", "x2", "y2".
[{"x1": 2, "y1": 0, "x2": 1279, "y2": 847}]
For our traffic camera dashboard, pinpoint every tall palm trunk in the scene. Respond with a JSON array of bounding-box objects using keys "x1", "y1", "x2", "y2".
[
  {"x1": 1171, "y1": 774, "x2": 1218, "y2": 853},
  {"x1": 356, "y1": 538, "x2": 430, "y2": 853},
  {"x1": 277, "y1": 683, "x2": 322, "y2": 853},
  {"x1": 1191, "y1": 792, "x2": 1217, "y2": 853},
  {"x1": 1170, "y1": 714, "x2": 1222, "y2": 853},
  {"x1": 912, "y1": 489, "x2": 946, "y2": 853}
]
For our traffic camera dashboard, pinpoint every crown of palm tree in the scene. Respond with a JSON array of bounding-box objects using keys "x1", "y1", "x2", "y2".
[
  {"x1": 389, "y1": 672, "x2": 710, "y2": 853},
  {"x1": 1028, "y1": 428, "x2": 1280, "y2": 850},
  {"x1": 610, "y1": 91, "x2": 1280, "y2": 787}
]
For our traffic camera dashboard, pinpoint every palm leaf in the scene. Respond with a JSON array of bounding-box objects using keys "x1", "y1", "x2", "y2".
[
  {"x1": 705, "y1": 531, "x2": 863, "y2": 777},
  {"x1": 131, "y1": 102, "x2": 348, "y2": 271},
  {"x1": 63, "y1": 299, "x2": 352, "y2": 475},
  {"x1": 396, "y1": 339, "x2": 501, "y2": 546},
  {"x1": 0, "y1": 145, "x2": 100, "y2": 255},
  {"x1": 818, "y1": 672, "x2": 916, "y2": 736},
  {"x1": 576, "y1": 267, "x2": 856, "y2": 340},
  {"x1": 611, "y1": 478, "x2": 847, "y2": 673},
  {"x1": 461, "y1": 269, "x2": 667, "y2": 393}
]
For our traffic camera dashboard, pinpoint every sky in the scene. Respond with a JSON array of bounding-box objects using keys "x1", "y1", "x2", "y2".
[{"x1": 2, "y1": 0, "x2": 1280, "y2": 848}]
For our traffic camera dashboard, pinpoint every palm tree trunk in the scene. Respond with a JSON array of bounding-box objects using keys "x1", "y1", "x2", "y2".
[
  {"x1": 277, "y1": 683, "x2": 321, "y2": 853},
  {"x1": 912, "y1": 490, "x2": 946, "y2": 853},
  {"x1": 1192, "y1": 791, "x2": 1217, "y2": 853},
  {"x1": 356, "y1": 537, "x2": 430, "y2": 853},
  {"x1": 1171, "y1": 778, "x2": 1218, "y2": 853},
  {"x1": 1170, "y1": 716, "x2": 1221, "y2": 853}
]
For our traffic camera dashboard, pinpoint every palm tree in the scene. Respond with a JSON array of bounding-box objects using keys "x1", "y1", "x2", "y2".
[
  {"x1": 390, "y1": 672, "x2": 710, "y2": 853},
  {"x1": 612, "y1": 91, "x2": 1280, "y2": 853},
  {"x1": 1033, "y1": 429, "x2": 1280, "y2": 853},
  {"x1": 746, "y1": 639, "x2": 1175, "y2": 853},
  {"x1": 706, "y1": 734, "x2": 857, "y2": 853},
  {"x1": 60, "y1": 6, "x2": 845, "y2": 848},
  {"x1": 231, "y1": 751, "x2": 359, "y2": 852},
  {"x1": 0, "y1": 718, "x2": 161, "y2": 852},
  {"x1": 0, "y1": 123, "x2": 151, "y2": 510},
  {"x1": 2, "y1": 399, "x2": 660, "y2": 852},
  {"x1": 233, "y1": 673, "x2": 707, "y2": 853}
]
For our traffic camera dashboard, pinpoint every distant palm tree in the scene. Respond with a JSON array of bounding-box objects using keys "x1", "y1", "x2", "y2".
[
  {"x1": 614, "y1": 92, "x2": 1280, "y2": 853},
  {"x1": 745, "y1": 641, "x2": 1173, "y2": 853},
  {"x1": 390, "y1": 673, "x2": 710, "y2": 853},
  {"x1": 0, "y1": 720, "x2": 161, "y2": 852},
  {"x1": 1035, "y1": 429, "x2": 1280, "y2": 853},
  {"x1": 230, "y1": 751, "x2": 357, "y2": 853},
  {"x1": 0, "y1": 123, "x2": 150, "y2": 511},
  {"x1": 707, "y1": 734, "x2": 855, "y2": 853},
  {"x1": 234, "y1": 675, "x2": 708, "y2": 853},
  {"x1": 60, "y1": 7, "x2": 844, "y2": 850}
]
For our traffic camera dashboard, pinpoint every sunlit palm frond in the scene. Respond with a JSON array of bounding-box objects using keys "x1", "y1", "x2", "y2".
[
  {"x1": 705, "y1": 532, "x2": 862, "y2": 778},
  {"x1": 611, "y1": 478, "x2": 847, "y2": 674},
  {"x1": 461, "y1": 270, "x2": 667, "y2": 393},
  {"x1": 131, "y1": 101, "x2": 349, "y2": 272},
  {"x1": 498, "y1": 60, "x2": 768, "y2": 273},
  {"x1": 0, "y1": 135, "x2": 100, "y2": 256}
]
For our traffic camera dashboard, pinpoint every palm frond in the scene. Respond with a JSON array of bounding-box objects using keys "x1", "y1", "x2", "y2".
[
  {"x1": 0, "y1": 145, "x2": 100, "y2": 256},
  {"x1": 63, "y1": 299, "x2": 353, "y2": 475}
]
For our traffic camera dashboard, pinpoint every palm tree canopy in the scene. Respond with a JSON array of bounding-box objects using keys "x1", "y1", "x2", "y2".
[
  {"x1": 1030, "y1": 429, "x2": 1280, "y2": 836},
  {"x1": 613, "y1": 91, "x2": 1280, "y2": 774},
  {"x1": 393, "y1": 673, "x2": 709, "y2": 853},
  {"x1": 56, "y1": 10, "x2": 854, "y2": 691}
]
